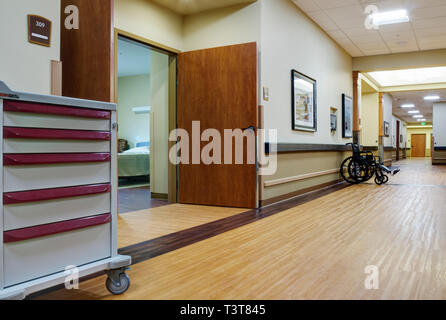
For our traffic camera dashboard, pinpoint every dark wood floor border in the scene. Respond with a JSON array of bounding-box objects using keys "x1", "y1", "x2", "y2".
[{"x1": 118, "y1": 181, "x2": 350, "y2": 265}]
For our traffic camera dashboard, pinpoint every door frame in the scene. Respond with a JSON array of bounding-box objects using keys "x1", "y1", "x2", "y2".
[
  {"x1": 113, "y1": 28, "x2": 180, "y2": 203},
  {"x1": 411, "y1": 133, "x2": 426, "y2": 158}
]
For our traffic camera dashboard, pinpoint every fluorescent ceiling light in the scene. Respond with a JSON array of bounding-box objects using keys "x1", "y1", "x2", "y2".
[
  {"x1": 424, "y1": 95, "x2": 440, "y2": 100},
  {"x1": 417, "y1": 119, "x2": 427, "y2": 122},
  {"x1": 408, "y1": 110, "x2": 420, "y2": 114},
  {"x1": 413, "y1": 115, "x2": 423, "y2": 118},
  {"x1": 370, "y1": 9, "x2": 410, "y2": 26},
  {"x1": 367, "y1": 67, "x2": 446, "y2": 87},
  {"x1": 401, "y1": 104, "x2": 414, "y2": 108}
]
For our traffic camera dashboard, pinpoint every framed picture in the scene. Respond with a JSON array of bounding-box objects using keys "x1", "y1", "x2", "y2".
[
  {"x1": 330, "y1": 114, "x2": 337, "y2": 131},
  {"x1": 291, "y1": 70, "x2": 317, "y2": 132},
  {"x1": 342, "y1": 94, "x2": 353, "y2": 138},
  {"x1": 384, "y1": 121, "x2": 390, "y2": 137}
]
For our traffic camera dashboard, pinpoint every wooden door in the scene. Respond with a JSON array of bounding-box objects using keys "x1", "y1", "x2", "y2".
[
  {"x1": 431, "y1": 134, "x2": 434, "y2": 157},
  {"x1": 177, "y1": 43, "x2": 258, "y2": 208},
  {"x1": 60, "y1": 0, "x2": 114, "y2": 102},
  {"x1": 411, "y1": 134, "x2": 426, "y2": 157}
]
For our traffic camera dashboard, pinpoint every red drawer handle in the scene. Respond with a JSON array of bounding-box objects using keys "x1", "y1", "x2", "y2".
[
  {"x1": 4, "y1": 213, "x2": 111, "y2": 243},
  {"x1": 4, "y1": 100, "x2": 111, "y2": 119},
  {"x1": 3, "y1": 184, "x2": 111, "y2": 204},
  {"x1": 4, "y1": 127, "x2": 111, "y2": 141},
  {"x1": 4, "y1": 153, "x2": 111, "y2": 166}
]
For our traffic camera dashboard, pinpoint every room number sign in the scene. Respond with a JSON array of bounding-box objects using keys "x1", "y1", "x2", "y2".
[{"x1": 28, "y1": 15, "x2": 52, "y2": 47}]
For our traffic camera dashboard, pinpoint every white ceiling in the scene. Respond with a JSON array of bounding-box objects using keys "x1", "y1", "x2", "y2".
[
  {"x1": 150, "y1": 0, "x2": 257, "y2": 15},
  {"x1": 391, "y1": 89, "x2": 446, "y2": 122},
  {"x1": 293, "y1": 0, "x2": 446, "y2": 57},
  {"x1": 118, "y1": 38, "x2": 151, "y2": 78}
]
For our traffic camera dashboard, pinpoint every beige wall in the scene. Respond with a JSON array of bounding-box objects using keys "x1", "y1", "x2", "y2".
[
  {"x1": 260, "y1": 0, "x2": 353, "y2": 144},
  {"x1": 0, "y1": 0, "x2": 60, "y2": 95},
  {"x1": 183, "y1": 2, "x2": 260, "y2": 51},
  {"x1": 353, "y1": 49, "x2": 446, "y2": 72},
  {"x1": 360, "y1": 93, "x2": 379, "y2": 147},
  {"x1": 115, "y1": 0, "x2": 184, "y2": 51},
  {"x1": 149, "y1": 51, "x2": 169, "y2": 195},
  {"x1": 117, "y1": 75, "x2": 151, "y2": 148}
]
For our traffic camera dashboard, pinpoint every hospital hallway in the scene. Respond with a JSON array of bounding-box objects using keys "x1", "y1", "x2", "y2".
[{"x1": 35, "y1": 158, "x2": 446, "y2": 300}]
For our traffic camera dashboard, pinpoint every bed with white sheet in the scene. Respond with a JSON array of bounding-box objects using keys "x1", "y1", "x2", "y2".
[{"x1": 118, "y1": 142, "x2": 150, "y2": 177}]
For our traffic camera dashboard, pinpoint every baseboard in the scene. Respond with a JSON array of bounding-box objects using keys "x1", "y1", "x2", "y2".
[
  {"x1": 151, "y1": 192, "x2": 168, "y2": 200},
  {"x1": 260, "y1": 179, "x2": 343, "y2": 207}
]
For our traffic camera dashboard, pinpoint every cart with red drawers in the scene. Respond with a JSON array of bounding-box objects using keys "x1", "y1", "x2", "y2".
[{"x1": 0, "y1": 81, "x2": 131, "y2": 299}]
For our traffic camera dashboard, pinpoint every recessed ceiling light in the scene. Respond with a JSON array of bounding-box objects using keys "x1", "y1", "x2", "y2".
[
  {"x1": 401, "y1": 104, "x2": 414, "y2": 108},
  {"x1": 413, "y1": 115, "x2": 423, "y2": 118},
  {"x1": 424, "y1": 95, "x2": 440, "y2": 100},
  {"x1": 370, "y1": 9, "x2": 410, "y2": 26},
  {"x1": 417, "y1": 119, "x2": 427, "y2": 122},
  {"x1": 408, "y1": 110, "x2": 420, "y2": 114}
]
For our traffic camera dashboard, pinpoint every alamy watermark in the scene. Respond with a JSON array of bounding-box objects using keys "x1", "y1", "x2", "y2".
[
  {"x1": 364, "y1": 265, "x2": 379, "y2": 290},
  {"x1": 168, "y1": 122, "x2": 278, "y2": 176}
]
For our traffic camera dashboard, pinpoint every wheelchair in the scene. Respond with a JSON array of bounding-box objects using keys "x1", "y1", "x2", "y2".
[{"x1": 340, "y1": 143, "x2": 399, "y2": 185}]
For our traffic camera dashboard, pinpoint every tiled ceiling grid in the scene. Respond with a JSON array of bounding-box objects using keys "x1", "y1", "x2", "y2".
[
  {"x1": 390, "y1": 89, "x2": 446, "y2": 122},
  {"x1": 293, "y1": 0, "x2": 446, "y2": 57}
]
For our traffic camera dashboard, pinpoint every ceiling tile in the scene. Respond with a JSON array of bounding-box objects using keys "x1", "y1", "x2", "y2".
[
  {"x1": 306, "y1": 11, "x2": 340, "y2": 30},
  {"x1": 414, "y1": 26, "x2": 446, "y2": 37},
  {"x1": 412, "y1": 5, "x2": 446, "y2": 20},
  {"x1": 412, "y1": 16, "x2": 446, "y2": 29},
  {"x1": 293, "y1": 0, "x2": 321, "y2": 12},
  {"x1": 314, "y1": 0, "x2": 360, "y2": 10},
  {"x1": 292, "y1": 0, "x2": 446, "y2": 56}
]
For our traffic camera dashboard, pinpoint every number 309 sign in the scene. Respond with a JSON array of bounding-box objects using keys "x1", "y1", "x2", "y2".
[{"x1": 28, "y1": 15, "x2": 52, "y2": 47}]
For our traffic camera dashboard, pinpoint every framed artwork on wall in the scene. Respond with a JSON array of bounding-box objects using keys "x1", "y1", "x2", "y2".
[
  {"x1": 291, "y1": 70, "x2": 317, "y2": 132},
  {"x1": 384, "y1": 121, "x2": 390, "y2": 137},
  {"x1": 342, "y1": 94, "x2": 353, "y2": 138}
]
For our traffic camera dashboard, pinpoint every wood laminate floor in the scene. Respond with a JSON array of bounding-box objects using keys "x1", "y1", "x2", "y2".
[
  {"x1": 38, "y1": 159, "x2": 446, "y2": 300},
  {"x1": 118, "y1": 204, "x2": 247, "y2": 248}
]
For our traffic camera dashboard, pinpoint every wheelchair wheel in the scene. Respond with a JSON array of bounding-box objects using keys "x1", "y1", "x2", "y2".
[
  {"x1": 382, "y1": 175, "x2": 389, "y2": 184},
  {"x1": 348, "y1": 158, "x2": 370, "y2": 183},
  {"x1": 374, "y1": 176, "x2": 384, "y2": 185},
  {"x1": 340, "y1": 157, "x2": 359, "y2": 184}
]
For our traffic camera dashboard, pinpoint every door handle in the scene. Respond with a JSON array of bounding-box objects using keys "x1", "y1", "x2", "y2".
[{"x1": 242, "y1": 125, "x2": 256, "y2": 132}]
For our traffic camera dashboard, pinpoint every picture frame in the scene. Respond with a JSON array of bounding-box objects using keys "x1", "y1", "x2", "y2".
[
  {"x1": 291, "y1": 70, "x2": 317, "y2": 132},
  {"x1": 384, "y1": 121, "x2": 390, "y2": 137},
  {"x1": 342, "y1": 94, "x2": 353, "y2": 138}
]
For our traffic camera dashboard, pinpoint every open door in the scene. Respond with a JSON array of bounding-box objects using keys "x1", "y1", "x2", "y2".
[{"x1": 177, "y1": 43, "x2": 258, "y2": 209}]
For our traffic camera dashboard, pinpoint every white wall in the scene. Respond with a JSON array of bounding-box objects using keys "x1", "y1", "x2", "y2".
[
  {"x1": 260, "y1": 0, "x2": 353, "y2": 144},
  {"x1": 382, "y1": 93, "x2": 393, "y2": 147},
  {"x1": 183, "y1": 2, "x2": 261, "y2": 51},
  {"x1": 0, "y1": 0, "x2": 60, "y2": 95},
  {"x1": 117, "y1": 75, "x2": 151, "y2": 148},
  {"x1": 433, "y1": 102, "x2": 446, "y2": 147}
]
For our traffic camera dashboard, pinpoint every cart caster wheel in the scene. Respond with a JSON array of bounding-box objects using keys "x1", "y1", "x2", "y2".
[
  {"x1": 375, "y1": 176, "x2": 384, "y2": 185},
  {"x1": 106, "y1": 273, "x2": 130, "y2": 295}
]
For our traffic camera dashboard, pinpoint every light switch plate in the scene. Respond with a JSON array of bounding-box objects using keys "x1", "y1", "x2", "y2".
[{"x1": 263, "y1": 87, "x2": 270, "y2": 102}]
